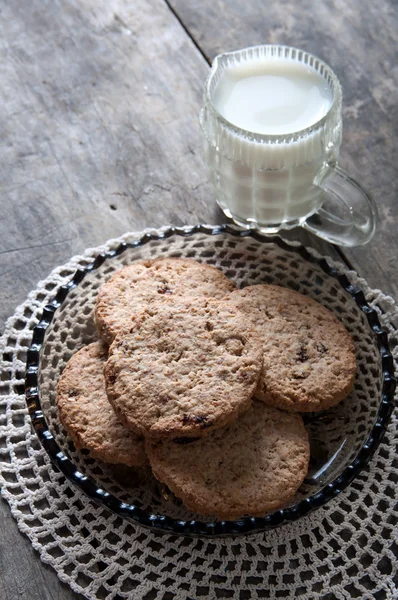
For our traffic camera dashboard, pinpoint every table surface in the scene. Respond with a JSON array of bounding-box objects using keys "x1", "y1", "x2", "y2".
[{"x1": 0, "y1": 1, "x2": 396, "y2": 598}]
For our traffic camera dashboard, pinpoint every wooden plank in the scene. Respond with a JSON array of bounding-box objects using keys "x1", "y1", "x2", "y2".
[
  {"x1": 0, "y1": 0, "x2": 213, "y2": 332},
  {"x1": 0, "y1": 1, "x2": 213, "y2": 597},
  {"x1": 0, "y1": 500, "x2": 84, "y2": 600},
  {"x1": 0, "y1": 0, "x2": 343, "y2": 334},
  {"x1": 0, "y1": 1, "x2": 363, "y2": 599},
  {"x1": 168, "y1": 0, "x2": 398, "y2": 299}
]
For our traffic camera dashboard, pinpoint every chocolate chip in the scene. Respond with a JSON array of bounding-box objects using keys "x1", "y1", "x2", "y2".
[
  {"x1": 157, "y1": 282, "x2": 173, "y2": 294},
  {"x1": 108, "y1": 374, "x2": 116, "y2": 384},
  {"x1": 181, "y1": 414, "x2": 211, "y2": 428},
  {"x1": 316, "y1": 342, "x2": 328, "y2": 355},
  {"x1": 297, "y1": 345, "x2": 310, "y2": 362},
  {"x1": 68, "y1": 389, "x2": 79, "y2": 397},
  {"x1": 181, "y1": 414, "x2": 191, "y2": 425}
]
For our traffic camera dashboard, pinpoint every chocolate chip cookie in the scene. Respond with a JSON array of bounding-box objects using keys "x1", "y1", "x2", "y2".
[
  {"x1": 104, "y1": 298, "x2": 263, "y2": 439},
  {"x1": 95, "y1": 258, "x2": 236, "y2": 344},
  {"x1": 57, "y1": 342, "x2": 147, "y2": 467},
  {"x1": 146, "y1": 401, "x2": 310, "y2": 519},
  {"x1": 226, "y1": 284, "x2": 357, "y2": 412}
]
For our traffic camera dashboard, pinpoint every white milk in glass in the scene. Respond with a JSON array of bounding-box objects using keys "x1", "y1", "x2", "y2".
[
  {"x1": 213, "y1": 60, "x2": 332, "y2": 135},
  {"x1": 208, "y1": 57, "x2": 335, "y2": 228}
]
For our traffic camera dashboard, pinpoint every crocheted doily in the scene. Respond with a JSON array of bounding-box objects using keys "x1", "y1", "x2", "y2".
[{"x1": 1, "y1": 226, "x2": 397, "y2": 600}]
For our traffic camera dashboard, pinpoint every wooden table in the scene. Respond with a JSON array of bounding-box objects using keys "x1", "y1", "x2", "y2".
[{"x1": 0, "y1": 1, "x2": 396, "y2": 598}]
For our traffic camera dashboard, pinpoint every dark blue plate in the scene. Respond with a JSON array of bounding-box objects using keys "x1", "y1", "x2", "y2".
[{"x1": 25, "y1": 225, "x2": 396, "y2": 536}]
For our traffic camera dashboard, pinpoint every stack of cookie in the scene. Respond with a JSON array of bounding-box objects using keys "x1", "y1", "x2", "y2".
[{"x1": 57, "y1": 257, "x2": 356, "y2": 519}]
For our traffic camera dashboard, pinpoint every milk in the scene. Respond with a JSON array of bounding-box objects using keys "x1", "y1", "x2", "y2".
[
  {"x1": 213, "y1": 59, "x2": 333, "y2": 135},
  {"x1": 202, "y1": 51, "x2": 340, "y2": 229}
]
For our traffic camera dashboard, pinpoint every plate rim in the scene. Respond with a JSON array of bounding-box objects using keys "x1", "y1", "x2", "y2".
[{"x1": 24, "y1": 224, "x2": 396, "y2": 537}]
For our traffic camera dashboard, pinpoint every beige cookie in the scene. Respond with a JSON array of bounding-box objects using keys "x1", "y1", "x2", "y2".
[
  {"x1": 95, "y1": 258, "x2": 236, "y2": 344},
  {"x1": 57, "y1": 342, "x2": 147, "y2": 467},
  {"x1": 226, "y1": 284, "x2": 357, "y2": 412},
  {"x1": 146, "y1": 401, "x2": 310, "y2": 519},
  {"x1": 104, "y1": 298, "x2": 263, "y2": 439}
]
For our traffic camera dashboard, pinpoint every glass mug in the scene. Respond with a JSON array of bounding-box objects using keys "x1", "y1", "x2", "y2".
[{"x1": 200, "y1": 45, "x2": 377, "y2": 247}]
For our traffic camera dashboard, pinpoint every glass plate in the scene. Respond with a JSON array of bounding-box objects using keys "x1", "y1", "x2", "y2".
[{"x1": 25, "y1": 225, "x2": 395, "y2": 536}]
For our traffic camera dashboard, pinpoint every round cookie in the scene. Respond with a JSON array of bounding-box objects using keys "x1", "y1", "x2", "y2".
[
  {"x1": 104, "y1": 298, "x2": 263, "y2": 439},
  {"x1": 95, "y1": 258, "x2": 236, "y2": 344},
  {"x1": 146, "y1": 401, "x2": 310, "y2": 519},
  {"x1": 57, "y1": 342, "x2": 147, "y2": 467},
  {"x1": 225, "y1": 284, "x2": 357, "y2": 412}
]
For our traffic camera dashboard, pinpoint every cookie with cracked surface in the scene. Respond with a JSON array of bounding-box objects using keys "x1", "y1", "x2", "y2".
[
  {"x1": 57, "y1": 342, "x2": 147, "y2": 467},
  {"x1": 104, "y1": 298, "x2": 263, "y2": 439},
  {"x1": 95, "y1": 258, "x2": 236, "y2": 344},
  {"x1": 146, "y1": 401, "x2": 310, "y2": 519},
  {"x1": 225, "y1": 284, "x2": 357, "y2": 412}
]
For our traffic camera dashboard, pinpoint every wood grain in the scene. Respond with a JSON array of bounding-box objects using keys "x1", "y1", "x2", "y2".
[
  {"x1": 0, "y1": 0, "x2": 214, "y2": 333},
  {"x1": 0, "y1": 0, "x2": 395, "y2": 599},
  {"x1": 0, "y1": 0, "x2": 211, "y2": 597},
  {"x1": 0, "y1": 500, "x2": 84, "y2": 600},
  {"x1": 0, "y1": 0, "x2": 342, "y2": 334},
  {"x1": 169, "y1": 0, "x2": 398, "y2": 298}
]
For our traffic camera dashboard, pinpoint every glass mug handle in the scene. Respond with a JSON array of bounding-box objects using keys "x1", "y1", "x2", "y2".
[{"x1": 302, "y1": 164, "x2": 377, "y2": 247}]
